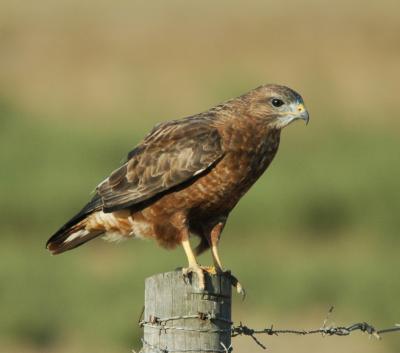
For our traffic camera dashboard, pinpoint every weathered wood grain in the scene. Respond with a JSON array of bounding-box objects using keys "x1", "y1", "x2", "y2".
[{"x1": 141, "y1": 270, "x2": 232, "y2": 353}]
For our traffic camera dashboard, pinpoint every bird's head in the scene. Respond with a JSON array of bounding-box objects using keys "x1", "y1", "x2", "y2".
[{"x1": 245, "y1": 84, "x2": 309, "y2": 129}]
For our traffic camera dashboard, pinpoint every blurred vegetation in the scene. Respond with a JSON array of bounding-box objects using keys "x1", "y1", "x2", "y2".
[{"x1": 0, "y1": 1, "x2": 399, "y2": 352}]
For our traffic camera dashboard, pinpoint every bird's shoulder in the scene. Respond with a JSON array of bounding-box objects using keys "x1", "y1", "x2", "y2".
[{"x1": 97, "y1": 113, "x2": 225, "y2": 212}]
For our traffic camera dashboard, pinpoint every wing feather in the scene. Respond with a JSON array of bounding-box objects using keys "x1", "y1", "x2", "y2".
[{"x1": 97, "y1": 116, "x2": 223, "y2": 212}]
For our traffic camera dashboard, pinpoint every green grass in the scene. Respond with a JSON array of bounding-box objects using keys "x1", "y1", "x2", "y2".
[
  {"x1": 1, "y1": 0, "x2": 400, "y2": 350},
  {"x1": 1, "y1": 98, "x2": 399, "y2": 352}
]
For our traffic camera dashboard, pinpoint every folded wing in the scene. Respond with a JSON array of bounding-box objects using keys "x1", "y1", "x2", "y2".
[{"x1": 97, "y1": 117, "x2": 224, "y2": 212}]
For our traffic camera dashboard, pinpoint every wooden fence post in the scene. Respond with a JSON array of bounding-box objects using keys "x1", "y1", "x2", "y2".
[{"x1": 139, "y1": 270, "x2": 232, "y2": 353}]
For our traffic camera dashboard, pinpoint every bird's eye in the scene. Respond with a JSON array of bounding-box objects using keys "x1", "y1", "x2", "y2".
[{"x1": 271, "y1": 98, "x2": 284, "y2": 107}]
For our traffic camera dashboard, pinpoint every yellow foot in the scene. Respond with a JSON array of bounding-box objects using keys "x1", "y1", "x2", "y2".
[
  {"x1": 182, "y1": 265, "x2": 206, "y2": 290},
  {"x1": 227, "y1": 272, "x2": 246, "y2": 300},
  {"x1": 215, "y1": 269, "x2": 246, "y2": 299},
  {"x1": 182, "y1": 266, "x2": 245, "y2": 298},
  {"x1": 181, "y1": 265, "x2": 221, "y2": 290},
  {"x1": 201, "y1": 265, "x2": 218, "y2": 275}
]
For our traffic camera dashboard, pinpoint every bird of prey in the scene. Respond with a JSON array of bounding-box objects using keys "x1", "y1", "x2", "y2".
[{"x1": 46, "y1": 84, "x2": 309, "y2": 292}]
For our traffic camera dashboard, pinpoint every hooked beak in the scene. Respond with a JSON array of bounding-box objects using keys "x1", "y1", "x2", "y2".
[
  {"x1": 295, "y1": 103, "x2": 309, "y2": 125},
  {"x1": 275, "y1": 102, "x2": 310, "y2": 129}
]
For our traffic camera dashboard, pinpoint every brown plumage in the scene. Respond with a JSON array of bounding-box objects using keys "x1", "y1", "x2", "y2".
[{"x1": 46, "y1": 84, "x2": 309, "y2": 290}]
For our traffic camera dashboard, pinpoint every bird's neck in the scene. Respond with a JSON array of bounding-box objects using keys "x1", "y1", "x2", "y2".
[{"x1": 215, "y1": 114, "x2": 281, "y2": 154}]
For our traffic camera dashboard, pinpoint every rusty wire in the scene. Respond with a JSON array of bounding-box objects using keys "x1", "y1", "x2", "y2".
[
  {"x1": 231, "y1": 307, "x2": 400, "y2": 350},
  {"x1": 138, "y1": 306, "x2": 400, "y2": 351}
]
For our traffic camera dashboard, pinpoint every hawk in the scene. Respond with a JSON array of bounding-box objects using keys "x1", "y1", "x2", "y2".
[{"x1": 46, "y1": 84, "x2": 309, "y2": 292}]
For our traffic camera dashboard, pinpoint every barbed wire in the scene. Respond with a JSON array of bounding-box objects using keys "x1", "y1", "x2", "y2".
[
  {"x1": 139, "y1": 312, "x2": 232, "y2": 334},
  {"x1": 231, "y1": 306, "x2": 400, "y2": 350},
  {"x1": 138, "y1": 306, "x2": 400, "y2": 351}
]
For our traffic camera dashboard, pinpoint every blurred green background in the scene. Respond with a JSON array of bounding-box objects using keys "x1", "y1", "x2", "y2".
[{"x1": 1, "y1": 1, "x2": 399, "y2": 352}]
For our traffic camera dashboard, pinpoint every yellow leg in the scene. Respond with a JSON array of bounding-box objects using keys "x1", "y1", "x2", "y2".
[
  {"x1": 182, "y1": 238, "x2": 199, "y2": 268},
  {"x1": 210, "y1": 222, "x2": 245, "y2": 298},
  {"x1": 181, "y1": 238, "x2": 206, "y2": 290},
  {"x1": 211, "y1": 244, "x2": 224, "y2": 273},
  {"x1": 210, "y1": 223, "x2": 224, "y2": 272}
]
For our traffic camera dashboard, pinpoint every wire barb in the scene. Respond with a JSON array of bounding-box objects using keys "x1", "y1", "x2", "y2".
[
  {"x1": 231, "y1": 307, "x2": 400, "y2": 350},
  {"x1": 137, "y1": 307, "x2": 400, "y2": 351}
]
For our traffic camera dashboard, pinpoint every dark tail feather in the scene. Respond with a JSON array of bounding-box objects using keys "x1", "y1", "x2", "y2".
[
  {"x1": 46, "y1": 194, "x2": 103, "y2": 255},
  {"x1": 47, "y1": 226, "x2": 103, "y2": 255}
]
